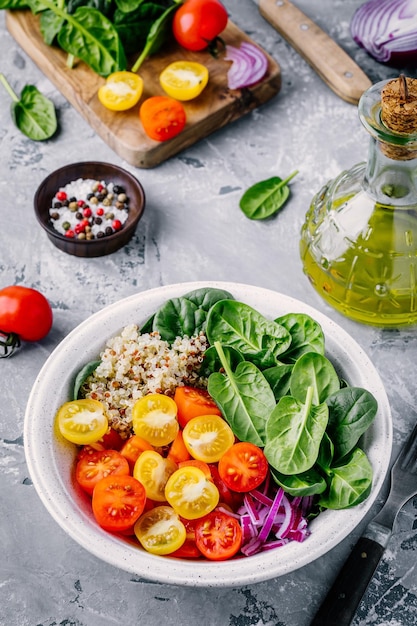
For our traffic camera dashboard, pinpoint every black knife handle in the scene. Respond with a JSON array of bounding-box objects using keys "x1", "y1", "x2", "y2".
[{"x1": 310, "y1": 536, "x2": 385, "y2": 626}]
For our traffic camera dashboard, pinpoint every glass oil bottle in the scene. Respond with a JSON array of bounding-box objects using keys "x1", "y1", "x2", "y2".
[{"x1": 300, "y1": 76, "x2": 417, "y2": 327}]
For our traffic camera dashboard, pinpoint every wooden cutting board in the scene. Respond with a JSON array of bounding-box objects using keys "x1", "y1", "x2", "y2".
[{"x1": 6, "y1": 10, "x2": 281, "y2": 168}]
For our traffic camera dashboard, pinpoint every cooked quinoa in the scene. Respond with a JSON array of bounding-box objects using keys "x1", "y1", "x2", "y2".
[{"x1": 81, "y1": 324, "x2": 208, "y2": 437}]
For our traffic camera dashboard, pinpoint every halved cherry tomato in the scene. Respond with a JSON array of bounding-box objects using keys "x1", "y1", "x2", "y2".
[
  {"x1": 172, "y1": 0, "x2": 228, "y2": 51},
  {"x1": 164, "y1": 465, "x2": 219, "y2": 519},
  {"x1": 195, "y1": 510, "x2": 242, "y2": 560},
  {"x1": 208, "y1": 463, "x2": 243, "y2": 511},
  {"x1": 132, "y1": 393, "x2": 179, "y2": 446},
  {"x1": 218, "y1": 442, "x2": 269, "y2": 493},
  {"x1": 134, "y1": 505, "x2": 186, "y2": 555},
  {"x1": 75, "y1": 449, "x2": 130, "y2": 495},
  {"x1": 56, "y1": 399, "x2": 109, "y2": 445},
  {"x1": 139, "y1": 96, "x2": 186, "y2": 142},
  {"x1": 182, "y1": 414, "x2": 234, "y2": 463},
  {"x1": 90, "y1": 427, "x2": 124, "y2": 451},
  {"x1": 160, "y1": 61, "x2": 209, "y2": 101},
  {"x1": 170, "y1": 517, "x2": 202, "y2": 558},
  {"x1": 120, "y1": 434, "x2": 153, "y2": 469},
  {"x1": 133, "y1": 449, "x2": 177, "y2": 502},
  {"x1": 174, "y1": 386, "x2": 222, "y2": 428},
  {"x1": 167, "y1": 430, "x2": 191, "y2": 464},
  {"x1": 98, "y1": 71, "x2": 144, "y2": 111},
  {"x1": 179, "y1": 459, "x2": 212, "y2": 478},
  {"x1": 92, "y1": 474, "x2": 146, "y2": 533}
]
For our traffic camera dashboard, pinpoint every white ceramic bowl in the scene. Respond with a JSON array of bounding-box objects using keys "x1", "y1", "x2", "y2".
[{"x1": 24, "y1": 282, "x2": 392, "y2": 587}]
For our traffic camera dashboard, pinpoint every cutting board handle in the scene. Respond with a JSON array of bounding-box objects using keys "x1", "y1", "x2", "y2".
[{"x1": 258, "y1": 0, "x2": 372, "y2": 104}]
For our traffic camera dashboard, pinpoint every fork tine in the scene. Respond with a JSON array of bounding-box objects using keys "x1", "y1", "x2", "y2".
[{"x1": 396, "y1": 420, "x2": 417, "y2": 472}]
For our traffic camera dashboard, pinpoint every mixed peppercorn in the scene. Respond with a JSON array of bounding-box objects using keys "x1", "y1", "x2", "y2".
[{"x1": 49, "y1": 179, "x2": 130, "y2": 240}]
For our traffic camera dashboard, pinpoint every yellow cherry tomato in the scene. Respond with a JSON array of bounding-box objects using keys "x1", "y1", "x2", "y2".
[
  {"x1": 98, "y1": 71, "x2": 144, "y2": 111},
  {"x1": 133, "y1": 450, "x2": 178, "y2": 502},
  {"x1": 134, "y1": 505, "x2": 186, "y2": 555},
  {"x1": 165, "y1": 465, "x2": 219, "y2": 519},
  {"x1": 159, "y1": 61, "x2": 209, "y2": 101},
  {"x1": 56, "y1": 399, "x2": 108, "y2": 445},
  {"x1": 182, "y1": 414, "x2": 235, "y2": 463},
  {"x1": 132, "y1": 393, "x2": 179, "y2": 447}
]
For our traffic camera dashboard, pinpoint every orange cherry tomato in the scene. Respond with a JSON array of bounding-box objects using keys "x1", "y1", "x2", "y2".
[
  {"x1": 120, "y1": 434, "x2": 154, "y2": 469},
  {"x1": 195, "y1": 510, "x2": 242, "y2": 560},
  {"x1": 139, "y1": 96, "x2": 186, "y2": 142},
  {"x1": 218, "y1": 442, "x2": 269, "y2": 493},
  {"x1": 75, "y1": 448, "x2": 130, "y2": 495},
  {"x1": 174, "y1": 386, "x2": 222, "y2": 428},
  {"x1": 179, "y1": 459, "x2": 212, "y2": 478},
  {"x1": 170, "y1": 518, "x2": 202, "y2": 558},
  {"x1": 167, "y1": 430, "x2": 191, "y2": 464},
  {"x1": 92, "y1": 474, "x2": 146, "y2": 533}
]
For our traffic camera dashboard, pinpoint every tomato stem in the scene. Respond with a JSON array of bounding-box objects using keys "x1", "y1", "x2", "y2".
[{"x1": 0, "y1": 331, "x2": 21, "y2": 358}]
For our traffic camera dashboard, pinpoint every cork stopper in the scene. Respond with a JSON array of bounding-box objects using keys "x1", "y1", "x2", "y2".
[{"x1": 380, "y1": 75, "x2": 417, "y2": 160}]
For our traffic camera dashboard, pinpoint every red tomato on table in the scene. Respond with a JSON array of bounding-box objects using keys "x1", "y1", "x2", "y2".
[{"x1": 0, "y1": 285, "x2": 52, "y2": 341}]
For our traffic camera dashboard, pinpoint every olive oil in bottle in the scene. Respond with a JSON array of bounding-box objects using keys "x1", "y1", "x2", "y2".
[{"x1": 300, "y1": 76, "x2": 417, "y2": 327}]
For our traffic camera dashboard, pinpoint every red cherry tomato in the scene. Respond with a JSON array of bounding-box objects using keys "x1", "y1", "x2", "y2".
[
  {"x1": 174, "y1": 386, "x2": 222, "y2": 428},
  {"x1": 75, "y1": 449, "x2": 130, "y2": 495},
  {"x1": 195, "y1": 510, "x2": 242, "y2": 560},
  {"x1": 0, "y1": 285, "x2": 53, "y2": 342},
  {"x1": 218, "y1": 442, "x2": 269, "y2": 493},
  {"x1": 92, "y1": 474, "x2": 146, "y2": 533},
  {"x1": 172, "y1": 0, "x2": 228, "y2": 51}
]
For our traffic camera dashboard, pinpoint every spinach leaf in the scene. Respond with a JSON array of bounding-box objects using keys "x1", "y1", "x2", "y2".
[
  {"x1": 0, "y1": 0, "x2": 28, "y2": 7},
  {"x1": 316, "y1": 432, "x2": 334, "y2": 471},
  {"x1": 57, "y1": 6, "x2": 127, "y2": 76},
  {"x1": 318, "y1": 448, "x2": 373, "y2": 510},
  {"x1": 276, "y1": 313, "x2": 325, "y2": 363},
  {"x1": 239, "y1": 171, "x2": 298, "y2": 220},
  {"x1": 290, "y1": 352, "x2": 340, "y2": 406},
  {"x1": 326, "y1": 387, "x2": 378, "y2": 462},
  {"x1": 264, "y1": 386, "x2": 329, "y2": 475},
  {"x1": 40, "y1": 9, "x2": 65, "y2": 45},
  {"x1": 208, "y1": 343, "x2": 276, "y2": 446},
  {"x1": 270, "y1": 465, "x2": 327, "y2": 497},
  {"x1": 72, "y1": 360, "x2": 101, "y2": 399},
  {"x1": 262, "y1": 362, "x2": 293, "y2": 401},
  {"x1": 114, "y1": 2, "x2": 168, "y2": 55},
  {"x1": 114, "y1": 0, "x2": 146, "y2": 12},
  {"x1": 202, "y1": 344, "x2": 244, "y2": 376},
  {"x1": 152, "y1": 288, "x2": 234, "y2": 343},
  {"x1": 0, "y1": 74, "x2": 57, "y2": 140},
  {"x1": 131, "y1": 0, "x2": 180, "y2": 72},
  {"x1": 206, "y1": 299, "x2": 291, "y2": 369}
]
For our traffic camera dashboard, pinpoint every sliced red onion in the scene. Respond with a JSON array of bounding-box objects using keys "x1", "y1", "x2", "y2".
[
  {"x1": 225, "y1": 42, "x2": 268, "y2": 90},
  {"x1": 351, "y1": 0, "x2": 417, "y2": 63}
]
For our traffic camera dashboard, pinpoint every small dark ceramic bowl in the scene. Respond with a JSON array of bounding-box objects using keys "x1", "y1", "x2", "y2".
[{"x1": 34, "y1": 161, "x2": 146, "y2": 258}]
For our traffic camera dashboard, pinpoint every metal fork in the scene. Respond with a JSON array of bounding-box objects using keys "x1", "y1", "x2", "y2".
[{"x1": 310, "y1": 420, "x2": 417, "y2": 626}]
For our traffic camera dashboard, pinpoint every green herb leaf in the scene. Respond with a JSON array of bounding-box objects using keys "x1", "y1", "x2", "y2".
[
  {"x1": 73, "y1": 360, "x2": 101, "y2": 400},
  {"x1": 0, "y1": 74, "x2": 57, "y2": 140},
  {"x1": 131, "y1": 1, "x2": 181, "y2": 73},
  {"x1": 239, "y1": 170, "x2": 298, "y2": 220}
]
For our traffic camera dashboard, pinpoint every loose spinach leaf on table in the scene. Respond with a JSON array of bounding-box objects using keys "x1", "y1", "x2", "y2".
[
  {"x1": 239, "y1": 171, "x2": 298, "y2": 220},
  {"x1": 0, "y1": 73, "x2": 57, "y2": 140},
  {"x1": 206, "y1": 299, "x2": 292, "y2": 369}
]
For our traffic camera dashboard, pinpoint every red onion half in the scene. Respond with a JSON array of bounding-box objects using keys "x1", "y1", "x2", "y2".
[
  {"x1": 225, "y1": 42, "x2": 268, "y2": 89},
  {"x1": 351, "y1": 0, "x2": 417, "y2": 63}
]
